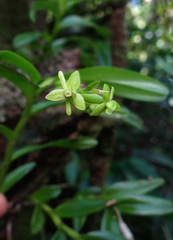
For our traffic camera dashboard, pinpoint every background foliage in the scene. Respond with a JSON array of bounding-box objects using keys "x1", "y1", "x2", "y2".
[{"x1": 0, "y1": 0, "x2": 173, "y2": 240}]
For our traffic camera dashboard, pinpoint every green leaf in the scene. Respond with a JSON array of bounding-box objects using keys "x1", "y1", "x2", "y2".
[
  {"x1": 0, "y1": 50, "x2": 41, "y2": 83},
  {"x1": 117, "y1": 195, "x2": 173, "y2": 216},
  {"x1": 102, "y1": 178, "x2": 164, "y2": 201},
  {"x1": 31, "y1": 185, "x2": 61, "y2": 202},
  {"x1": 59, "y1": 15, "x2": 108, "y2": 37},
  {"x1": 55, "y1": 198, "x2": 106, "y2": 218},
  {"x1": 67, "y1": 71, "x2": 80, "y2": 90},
  {"x1": 51, "y1": 231, "x2": 67, "y2": 240},
  {"x1": 82, "y1": 231, "x2": 127, "y2": 240},
  {"x1": 12, "y1": 137, "x2": 98, "y2": 160},
  {"x1": 65, "y1": 152, "x2": 80, "y2": 185},
  {"x1": 29, "y1": 1, "x2": 58, "y2": 22},
  {"x1": 0, "y1": 65, "x2": 36, "y2": 100},
  {"x1": 78, "y1": 67, "x2": 169, "y2": 102},
  {"x1": 50, "y1": 38, "x2": 67, "y2": 54},
  {"x1": 73, "y1": 216, "x2": 86, "y2": 232},
  {"x1": 31, "y1": 100, "x2": 65, "y2": 115},
  {"x1": 31, "y1": 205, "x2": 45, "y2": 234},
  {"x1": 1, "y1": 163, "x2": 36, "y2": 193},
  {"x1": 104, "y1": 106, "x2": 144, "y2": 130},
  {"x1": 13, "y1": 32, "x2": 41, "y2": 48},
  {"x1": 0, "y1": 125, "x2": 14, "y2": 140},
  {"x1": 101, "y1": 209, "x2": 120, "y2": 235}
]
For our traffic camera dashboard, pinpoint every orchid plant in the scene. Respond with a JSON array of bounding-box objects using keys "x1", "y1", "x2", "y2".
[{"x1": 45, "y1": 70, "x2": 121, "y2": 116}]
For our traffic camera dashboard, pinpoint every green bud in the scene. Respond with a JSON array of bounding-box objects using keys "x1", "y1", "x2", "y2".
[{"x1": 82, "y1": 94, "x2": 103, "y2": 104}]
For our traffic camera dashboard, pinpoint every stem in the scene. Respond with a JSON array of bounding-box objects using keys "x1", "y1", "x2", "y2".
[
  {"x1": 42, "y1": 204, "x2": 83, "y2": 240},
  {"x1": 0, "y1": 99, "x2": 35, "y2": 189}
]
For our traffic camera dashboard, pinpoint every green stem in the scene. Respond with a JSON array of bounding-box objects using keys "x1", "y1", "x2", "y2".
[
  {"x1": 42, "y1": 204, "x2": 83, "y2": 240},
  {"x1": 0, "y1": 99, "x2": 35, "y2": 189}
]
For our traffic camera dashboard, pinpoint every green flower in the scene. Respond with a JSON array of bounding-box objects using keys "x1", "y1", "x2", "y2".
[
  {"x1": 90, "y1": 84, "x2": 121, "y2": 116},
  {"x1": 45, "y1": 71, "x2": 85, "y2": 115}
]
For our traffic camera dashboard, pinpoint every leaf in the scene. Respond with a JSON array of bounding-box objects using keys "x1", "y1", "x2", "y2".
[
  {"x1": 50, "y1": 38, "x2": 67, "y2": 54},
  {"x1": 13, "y1": 32, "x2": 41, "y2": 48},
  {"x1": 101, "y1": 209, "x2": 120, "y2": 235},
  {"x1": 0, "y1": 50, "x2": 41, "y2": 83},
  {"x1": 82, "y1": 231, "x2": 127, "y2": 240},
  {"x1": 31, "y1": 185, "x2": 61, "y2": 202},
  {"x1": 73, "y1": 216, "x2": 86, "y2": 232},
  {"x1": 31, "y1": 100, "x2": 65, "y2": 116},
  {"x1": 103, "y1": 106, "x2": 144, "y2": 130},
  {"x1": 102, "y1": 178, "x2": 164, "y2": 201},
  {"x1": 117, "y1": 195, "x2": 173, "y2": 216},
  {"x1": 0, "y1": 65, "x2": 36, "y2": 100},
  {"x1": 51, "y1": 231, "x2": 67, "y2": 240},
  {"x1": 29, "y1": 1, "x2": 58, "y2": 22},
  {"x1": 65, "y1": 152, "x2": 80, "y2": 185},
  {"x1": 55, "y1": 198, "x2": 106, "y2": 218},
  {"x1": 59, "y1": 15, "x2": 108, "y2": 37},
  {"x1": 12, "y1": 137, "x2": 98, "y2": 161},
  {"x1": 0, "y1": 125, "x2": 14, "y2": 140},
  {"x1": 1, "y1": 163, "x2": 36, "y2": 193},
  {"x1": 78, "y1": 67, "x2": 169, "y2": 102},
  {"x1": 31, "y1": 205, "x2": 45, "y2": 234}
]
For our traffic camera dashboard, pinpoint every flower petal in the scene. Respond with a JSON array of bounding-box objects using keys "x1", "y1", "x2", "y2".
[
  {"x1": 90, "y1": 103, "x2": 105, "y2": 116},
  {"x1": 45, "y1": 89, "x2": 65, "y2": 101},
  {"x1": 103, "y1": 84, "x2": 110, "y2": 101},
  {"x1": 106, "y1": 100, "x2": 121, "y2": 114},
  {"x1": 66, "y1": 101, "x2": 72, "y2": 116},
  {"x1": 110, "y1": 86, "x2": 115, "y2": 100},
  {"x1": 71, "y1": 93, "x2": 85, "y2": 110},
  {"x1": 67, "y1": 71, "x2": 80, "y2": 91},
  {"x1": 58, "y1": 71, "x2": 67, "y2": 89}
]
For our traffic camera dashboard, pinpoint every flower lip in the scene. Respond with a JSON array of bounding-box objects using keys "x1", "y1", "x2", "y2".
[{"x1": 65, "y1": 90, "x2": 73, "y2": 97}]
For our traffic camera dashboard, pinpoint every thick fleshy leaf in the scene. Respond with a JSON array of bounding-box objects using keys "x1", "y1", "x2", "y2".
[
  {"x1": 78, "y1": 67, "x2": 169, "y2": 101},
  {"x1": 45, "y1": 89, "x2": 65, "y2": 101},
  {"x1": 13, "y1": 32, "x2": 41, "y2": 48},
  {"x1": 101, "y1": 209, "x2": 120, "y2": 235},
  {"x1": 31, "y1": 185, "x2": 61, "y2": 202},
  {"x1": 117, "y1": 195, "x2": 173, "y2": 216},
  {"x1": 55, "y1": 198, "x2": 106, "y2": 218},
  {"x1": 82, "y1": 231, "x2": 127, "y2": 240},
  {"x1": 12, "y1": 137, "x2": 98, "y2": 160},
  {"x1": 67, "y1": 71, "x2": 80, "y2": 90},
  {"x1": 101, "y1": 178, "x2": 164, "y2": 201},
  {"x1": 31, "y1": 100, "x2": 65, "y2": 116},
  {"x1": 0, "y1": 65, "x2": 36, "y2": 100},
  {"x1": 0, "y1": 125, "x2": 14, "y2": 140},
  {"x1": 1, "y1": 163, "x2": 36, "y2": 193},
  {"x1": 90, "y1": 103, "x2": 105, "y2": 116},
  {"x1": 31, "y1": 205, "x2": 45, "y2": 234},
  {"x1": 0, "y1": 51, "x2": 41, "y2": 83},
  {"x1": 71, "y1": 93, "x2": 85, "y2": 110},
  {"x1": 29, "y1": 1, "x2": 58, "y2": 22},
  {"x1": 59, "y1": 15, "x2": 108, "y2": 37}
]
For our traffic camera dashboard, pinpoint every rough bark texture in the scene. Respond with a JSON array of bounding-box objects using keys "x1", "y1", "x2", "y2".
[
  {"x1": 110, "y1": 0, "x2": 128, "y2": 68},
  {"x1": 0, "y1": 0, "x2": 32, "y2": 49}
]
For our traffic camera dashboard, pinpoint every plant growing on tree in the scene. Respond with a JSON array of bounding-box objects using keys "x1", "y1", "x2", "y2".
[{"x1": 0, "y1": 50, "x2": 172, "y2": 240}]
